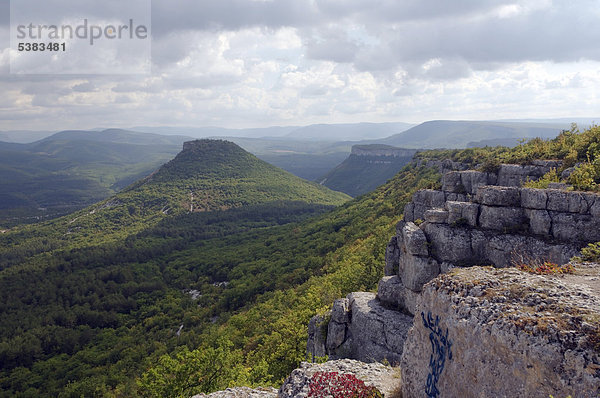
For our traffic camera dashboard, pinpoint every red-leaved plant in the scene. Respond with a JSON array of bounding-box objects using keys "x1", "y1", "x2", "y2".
[{"x1": 308, "y1": 371, "x2": 384, "y2": 398}]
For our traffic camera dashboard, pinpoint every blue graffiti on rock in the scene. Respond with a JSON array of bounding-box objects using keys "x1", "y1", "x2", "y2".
[{"x1": 421, "y1": 311, "x2": 453, "y2": 398}]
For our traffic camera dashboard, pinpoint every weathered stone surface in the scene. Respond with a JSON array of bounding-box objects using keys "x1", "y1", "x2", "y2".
[
  {"x1": 478, "y1": 205, "x2": 525, "y2": 232},
  {"x1": 423, "y1": 223, "x2": 475, "y2": 264},
  {"x1": 551, "y1": 212, "x2": 600, "y2": 243},
  {"x1": 327, "y1": 321, "x2": 347, "y2": 351},
  {"x1": 326, "y1": 292, "x2": 412, "y2": 364},
  {"x1": 402, "y1": 222, "x2": 429, "y2": 256},
  {"x1": 442, "y1": 170, "x2": 494, "y2": 195},
  {"x1": 411, "y1": 190, "x2": 446, "y2": 221},
  {"x1": 412, "y1": 189, "x2": 446, "y2": 208},
  {"x1": 384, "y1": 236, "x2": 399, "y2": 276},
  {"x1": 403, "y1": 202, "x2": 415, "y2": 222},
  {"x1": 399, "y1": 254, "x2": 440, "y2": 292},
  {"x1": 520, "y1": 187, "x2": 547, "y2": 209},
  {"x1": 331, "y1": 298, "x2": 350, "y2": 324},
  {"x1": 401, "y1": 266, "x2": 600, "y2": 398},
  {"x1": 377, "y1": 276, "x2": 422, "y2": 315},
  {"x1": 279, "y1": 359, "x2": 400, "y2": 398},
  {"x1": 445, "y1": 201, "x2": 479, "y2": 226},
  {"x1": 306, "y1": 314, "x2": 328, "y2": 360},
  {"x1": 474, "y1": 186, "x2": 521, "y2": 206},
  {"x1": 497, "y1": 163, "x2": 550, "y2": 187},
  {"x1": 192, "y1": 387, "x2": 278, "y2": 398},
  {"x1": 524, "y1": 208, "x2": 551, "y2": 236},
  {"x1": 546, "y1": 189, "x2": 571, "y2": 212},
  {"x1": 445, "y1": 192, "x2": 468, "y2": 202},
  {"x1": 377, "y1": 276, "x2": 403, "y2": 309},
  {"x1": 441, "y1": 171, "x2": 463, "y2": 193},
  {"x1": 424, "y1": 208, "x2": 448, "y2": 224}
]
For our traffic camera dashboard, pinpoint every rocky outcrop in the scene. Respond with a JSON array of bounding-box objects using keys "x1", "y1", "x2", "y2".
[
  {"x1": 192, "y1": 387, "x2": 278, "y2": 398},
  {"x1": 386, "y1": 182, "x2": 600, "y2": 316},
  {"x1": 305, "y1": 160, "x2": 600, "y2": 397},
  {"x1": 307, "y1": 292, "x2": 413, "y2": 365},
  {"x1": 400, "y1": 266, "x2": 600, "y2": 398},
  {"x1": 279, "y1": 359, "x2": 400, "y2": 397}
]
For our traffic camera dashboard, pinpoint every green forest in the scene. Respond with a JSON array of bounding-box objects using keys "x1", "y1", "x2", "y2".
[{"x1": 2, "y1": 127, "x2": 600, "y2": 397}]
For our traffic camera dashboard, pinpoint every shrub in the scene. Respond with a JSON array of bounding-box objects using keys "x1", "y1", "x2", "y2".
[
  {"x1": 308, "y1": 371, "x2": 384, "y2": 398},
  {"x1": 578, "y1": 242, "x2": 600, "y2": 262},
  {"x1": 523, "y1": 168, "x2": 561, "y2": 189}
]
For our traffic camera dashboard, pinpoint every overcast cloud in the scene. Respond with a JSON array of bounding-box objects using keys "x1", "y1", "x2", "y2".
[{"x1": 0, "y1": 0, "x2": 598, "y2": 131}]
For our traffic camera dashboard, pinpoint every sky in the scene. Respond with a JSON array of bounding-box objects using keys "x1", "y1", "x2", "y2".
[{"x1": 0, "y1": 0, "x2": 599, "y2": 131}]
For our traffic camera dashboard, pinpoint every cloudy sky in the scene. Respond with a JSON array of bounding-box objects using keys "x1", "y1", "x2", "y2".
[{"x1": 0, "y1": 0, "x2": 599, "y2": 131}]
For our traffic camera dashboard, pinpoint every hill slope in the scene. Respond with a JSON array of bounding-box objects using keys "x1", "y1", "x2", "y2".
[
  {"x1": 375, "y1": 120, "x2": 571, "y2": 148},
  {"x1": 0, "y1": 129, "x2": 190, "y2": 226}
]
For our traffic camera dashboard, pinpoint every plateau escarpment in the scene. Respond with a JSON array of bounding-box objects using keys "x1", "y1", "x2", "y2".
[{"x1": 306, "y1": 159, "x2": 600, "y2": 397}]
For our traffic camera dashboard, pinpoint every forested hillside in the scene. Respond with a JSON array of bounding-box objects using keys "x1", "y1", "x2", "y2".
[{"x1": 3, "y1": 126, "x2": 600, "y2": 397}]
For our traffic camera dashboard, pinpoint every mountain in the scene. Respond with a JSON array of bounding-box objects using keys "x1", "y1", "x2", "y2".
[
  {"x1": 0, "y1": 129, "x2": 192, "y2": 226},
  {"x1": 318, "y1": 145, "x2": 418, "y2": 197},
  {"x1": 374, "y1": 120, "x2": 572, "y2": 148},
  {"x1": 283, "y1": 122, "x2": 415, "y2": 141},
  {"x1": 131, "y1": 122, "x2": 415, "y2": 141},
  {"x1": 0, "y1": 130, "x2": 56, "y2": 143},
  {"x1": 0, "y1": 138, "x2": 354, "y2": 396}
]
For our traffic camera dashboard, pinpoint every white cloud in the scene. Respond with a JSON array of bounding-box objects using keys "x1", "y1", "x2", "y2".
[{"x1": 0, "y1": 0, "x2": 599, "y2": 130}]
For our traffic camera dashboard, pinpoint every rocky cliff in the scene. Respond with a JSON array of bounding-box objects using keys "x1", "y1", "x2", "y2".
[{"x1": 305, "y1": 160, "x2": 600, "y2": 397}]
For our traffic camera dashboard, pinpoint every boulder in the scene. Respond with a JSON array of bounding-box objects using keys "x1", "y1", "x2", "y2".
[
  {"x1": 279, "y1": 359, "x2": 400, "y2": 398},
  {"x1": 400, "y1": 267, "x2": 600, "y2": 398},
  {"x1": 306, "y1": 314, "x2": 328, "y2": 360},
  {"x1": 384, "y1": 236, "x2": 399, "y2": 276},
  {"x1": 399, "y1": 254, "x2": 440, "y2": 292},
  {"x1": 192, "y1": 387, "x2": 278, "y2": 398},
  {"x1": 423, "y1": 223, "x2": 476, "y2": 264},
  {"x1": 343, "y1": 292, "x2": 413, "y2": 365}
]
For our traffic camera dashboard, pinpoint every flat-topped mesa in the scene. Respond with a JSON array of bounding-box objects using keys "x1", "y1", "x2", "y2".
[{"x1": 351, "y1": 145, "x2": 418, "y2": 158}]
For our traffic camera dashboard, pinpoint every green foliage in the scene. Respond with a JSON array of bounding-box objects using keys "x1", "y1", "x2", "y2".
[
  {"x1": 319, "y1": 148, "x2": 415, "y2": 197},
  {"x1": 0, "y1": 140, "x2": 438, "y2": 397},
  {"x1": 568, "y1": 158, "x2": 600, "y2": 192},
  {"x1": 578, "y1": 242, "x2": 600, "y2": 262},
  {"x1": 137, "y1": 338, "x2": 247, "y2": 397},
  {"x1": 523, "y1": 168, "x2": 561, "y2": 189}
]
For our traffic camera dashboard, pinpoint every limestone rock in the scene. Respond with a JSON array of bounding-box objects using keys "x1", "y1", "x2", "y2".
[
  {"x1": 424, "y1": 208, "x2": 449, "y2": 224},
  {"x1": 474, "y1": 186, "x2": 521, "y2": 206},
  {"x1": 401, "y1": 222, "x2": 429, "y2": 256},
  {"x1": 327, "y1": 292, "x2": 413, "y2": 364},
  {"x1": 520, "y1": 187, "x2": 547, "y2": 209},
  {"x1": 192, "y1": 387, "x2": 278, "y2": 398},
  {"x1": 524, "y1": 208, "x2": 552, "y2": 236},
  {"x1": 400, "y1": 266, "x2": 600, "y2": 398},
  {"x1": 279, "y1": 359, "x2": 400, "y2": 398},
  {"x1": 377, "y1": 275, "x2": 422, "y2": 316},
  {"x1": 399, "y1": 254, "x2": 440, "y2": 292},
  {"x1": 478, "y1": 205, "x2": 525, "y2": 232},
  {"x1": 445, "y1": 201, "x2": 479, "y2": 227},
  {"x1": 306, "y1": 314, "x2": 328, "y2": 360},
  {"x1": 384, "y1": 236, "x2": 400, "y2": 276}
]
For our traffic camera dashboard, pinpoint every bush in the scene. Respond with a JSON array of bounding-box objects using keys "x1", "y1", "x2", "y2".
[{"x1": 308, "y1": 371, "x2": 383, "y2": 398}]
